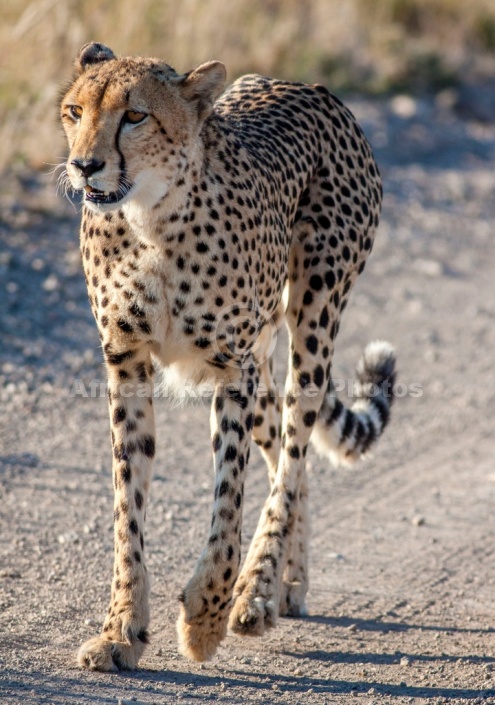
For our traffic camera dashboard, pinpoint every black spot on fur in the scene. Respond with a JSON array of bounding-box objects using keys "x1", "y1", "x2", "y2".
[{"x1": 139, "y1": 435, "x2": 155, "y2": 458}]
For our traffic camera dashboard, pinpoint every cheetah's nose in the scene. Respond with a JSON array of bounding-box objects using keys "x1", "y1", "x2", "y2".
[{"x1": 71, "y1": 158, "x2": 106, "y2": 179}]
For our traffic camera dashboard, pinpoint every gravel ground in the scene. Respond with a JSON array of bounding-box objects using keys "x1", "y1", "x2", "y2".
[{"x1": 1, "y1": 91, "x2": 495, "y2": 705}]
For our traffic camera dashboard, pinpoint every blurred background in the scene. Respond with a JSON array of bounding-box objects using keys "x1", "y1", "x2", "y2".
[{"x1": 1, "y1": 0, "x2": 495, "y2": 171}]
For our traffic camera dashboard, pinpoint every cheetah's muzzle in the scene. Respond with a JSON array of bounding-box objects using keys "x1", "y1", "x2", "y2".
[{"x1": 84, "y1": 181, "x2": 133, "y2": 205}]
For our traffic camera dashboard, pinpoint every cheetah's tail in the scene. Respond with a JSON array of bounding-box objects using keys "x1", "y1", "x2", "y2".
[{"x1": 311, "y1": 341, "x2": 396, "y2": 467}]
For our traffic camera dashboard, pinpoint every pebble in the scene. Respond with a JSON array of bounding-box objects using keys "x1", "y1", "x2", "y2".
[
  {"x1": 412, "y1": 515, "x2": 426, "y2": 526},
  {"x1": 42, "y1": 274, "x2": 59, "y2": 291},
  {"x1": 58, "y1": 531, "x2": 79, "y2": 544},
  {"x1": 400, "y1": 656, "x2": 411, "y2": 666},
  {"x1": 390, "y1": 95, "x2": 418, "y2": 119},
  {"x1": 413, "y1": 258, "x2": 444, "y2": 277}
]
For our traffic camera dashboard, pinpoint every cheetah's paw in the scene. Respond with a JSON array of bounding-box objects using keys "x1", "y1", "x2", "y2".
[
  {"x1": 228, "y1": 594, "x2": 278, "y2": 636},
  {"x1": 279, "y1": 579, "x2": 308, "y2": 618},
  {"x1": 77, "y1": 611, "x2": 149, "y2": 672},
  {"x1": 77, "y1": 635, "x2": 146, "y2": 672},
  {"x1": 176, "y1": 578, "x2": 230, "y2": 661}
]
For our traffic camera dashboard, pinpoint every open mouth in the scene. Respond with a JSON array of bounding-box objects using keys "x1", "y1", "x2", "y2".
[{"x1": 84, "y1": 182, "x2": 132, "y2": 205}]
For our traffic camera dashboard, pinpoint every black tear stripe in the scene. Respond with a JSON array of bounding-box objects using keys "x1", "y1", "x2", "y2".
[{"x1": 115, "y1": 115, "x2": 130, "y2": 196}]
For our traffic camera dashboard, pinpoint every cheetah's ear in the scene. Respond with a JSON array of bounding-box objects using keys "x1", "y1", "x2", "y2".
[
  {"x1": 178, "y1": 61, "x2": 226, "y2": 120},
  {"x1": 75, "y1": 43, "x2": 116, "y2": 74}
]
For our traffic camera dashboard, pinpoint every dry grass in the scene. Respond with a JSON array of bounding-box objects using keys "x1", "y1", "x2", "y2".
[{"x1": 1, "y1": 0, "x2": 494, "y2": 171}]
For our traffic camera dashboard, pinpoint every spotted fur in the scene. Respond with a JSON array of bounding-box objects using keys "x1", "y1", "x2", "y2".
[{"x1": 60, "y1": 43, "x2": 396, "y2": 671}]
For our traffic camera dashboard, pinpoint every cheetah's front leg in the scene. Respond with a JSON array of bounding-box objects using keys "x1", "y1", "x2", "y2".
[
  {"x1": 78, "y1": 347, "x2": 155, "y2": 671},
  {"x1": 177, "y1": 357, "x2": 258, "y2": 661}
]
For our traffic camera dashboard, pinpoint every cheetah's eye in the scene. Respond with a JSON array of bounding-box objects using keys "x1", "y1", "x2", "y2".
[
  {"x1": 124, "y1": 110, "x2": 147, "y2": 124},
  {"x1": 69, "y1": 105, "x2": 83, "y2": 120}
]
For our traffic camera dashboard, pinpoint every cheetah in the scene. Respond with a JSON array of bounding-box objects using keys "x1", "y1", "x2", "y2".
[{"x1": 60, "y1": 42, "x2": 396, "y2": 671}]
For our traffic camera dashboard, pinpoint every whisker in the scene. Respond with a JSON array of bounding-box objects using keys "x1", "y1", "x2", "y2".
[
  {"x1": 43, "y1": 159, "x2": 69, "y2": 178},
  {"x1": 54, "y1": 169, "x2": 79, "y2": 212}
]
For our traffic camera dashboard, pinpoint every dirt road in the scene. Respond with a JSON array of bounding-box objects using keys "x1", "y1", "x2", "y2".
[{"x1": 1, "y1": 93, "x2": 494, "y2": 704}]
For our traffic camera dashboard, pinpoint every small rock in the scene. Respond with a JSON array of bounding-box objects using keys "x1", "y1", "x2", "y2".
[
  {"x1": 390, "y1": 95, "x2": 418, "y2": 119},
  {"x1": 412, "y1": 515, "x2": 425, "y2": 527},
  {"x1": 84, "y1": 618, "x2": 97, "y2": 627},
  {"x1": 347, "y1": 623, "x2": 358, "y2": 632},
  {"x1": 400, "y1": 656, "x2": 411, "y2": 666},
  {"x1": 414, "y1": 259, "x2": 444, "y2": 277},
  {"x1": 42, "y1": 274, "x2": 59, "y2": 292},
  {"x1": 294, "y1": 667, "x2": 303, "y2": 676},
  {"x1": 58, "y1": 531, "x2": 79, "y2": 544},
  {"x1": 368, "y1": 687, "x2": 378, "y2": 694}
]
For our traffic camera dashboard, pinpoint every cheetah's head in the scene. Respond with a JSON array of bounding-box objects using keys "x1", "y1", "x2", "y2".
[{"x1": 60, "y1": 43, "x2": 226, "y2": 213}]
